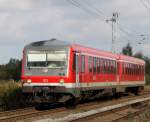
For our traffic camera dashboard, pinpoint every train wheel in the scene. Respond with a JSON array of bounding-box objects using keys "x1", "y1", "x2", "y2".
[
  {"x1": 114, "y1": 92, "x2": 122, "y2": 99},
  {"x1": 65, "y1": 97, "x2": 78, "y2": 108},
  {"x1": 35, "y1": 103, "x2": 48, "y2": 110},
  {"x1": 134, "y1": 87, "x2": 143, "y2": 96}
]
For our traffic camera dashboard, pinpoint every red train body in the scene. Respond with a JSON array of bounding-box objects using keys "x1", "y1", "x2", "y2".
[{"x1": 21, "y1": 39, "x2": 145, "y2": 104}]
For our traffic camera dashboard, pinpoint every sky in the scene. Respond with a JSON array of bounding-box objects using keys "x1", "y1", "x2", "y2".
[{"x1": 0, "y1": 0, "x2": 150, "y2": 64}]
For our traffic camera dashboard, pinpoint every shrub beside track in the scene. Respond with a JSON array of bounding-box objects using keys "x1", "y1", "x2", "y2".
[{"x1": 0, "y1": 81, "x2": 32, "y2": 111}]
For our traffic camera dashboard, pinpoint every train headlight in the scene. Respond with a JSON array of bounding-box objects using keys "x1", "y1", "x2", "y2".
[
  {"x1": 27, "y1": 79, "x2": 32, "y2": 83},
  {"x1": 59, "y1": 79, "x2": 64, "y2": 84}
]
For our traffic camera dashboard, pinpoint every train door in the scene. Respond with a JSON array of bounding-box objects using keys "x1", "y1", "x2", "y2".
[
  {"x1": 117, "y1": 62, "x2": 120, "y2": 83},
  {"x1": 75, "y1": 53, "x2": 80, "y2": 97}
]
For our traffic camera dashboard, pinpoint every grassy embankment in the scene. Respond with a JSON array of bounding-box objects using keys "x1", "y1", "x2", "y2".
[
  {"x1": 146, "y1": 74, "x2": 150, "y2": 85},
  {"x1": 0, "y1": 80, "x2": 31, "y2": 111}
]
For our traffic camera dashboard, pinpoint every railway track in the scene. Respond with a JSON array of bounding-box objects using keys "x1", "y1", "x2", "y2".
[
  {"x1": 1, "y1": 90, "x2": 150, "y2": 122},
  {"x1": 41, "y1": 95, "x2": 150, "y2": 122}
]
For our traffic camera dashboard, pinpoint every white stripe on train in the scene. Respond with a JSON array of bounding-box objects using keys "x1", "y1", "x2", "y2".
[{"x1": 23, "y1": 81, "x2": 145, "y2": 88}]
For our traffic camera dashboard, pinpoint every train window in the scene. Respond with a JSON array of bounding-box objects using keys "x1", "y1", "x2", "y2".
[
  {"x1": 138, "y1": 65, "x2": 140, "y2": 75},
  {"x1": 127, "y1": 63, "x2": 129, "y2": 75},
  {"x1": 105, "y1": 60, "x2": 108, "y2": 73},
  {"x1": 107, "y1": 60, "x2": 110, "y2": 74},
  {"x1": 125, "y1": 63, "x2": 127, "y2": 75},
  {"x1": 129, "y1": 64, "x2": 130, "y2": 75},
  {"x1": 137, "y1": 65, "x2": 139, "y2": 75},
  {"x1": 136, "y1": 65, "x2": 138, "y2": 75},
  {"x1": 76, "y1": 55, "x2": 79, "y2": 73},
  {"x1": 141, "y1": 66, "x2": 142, "y2": 75},
  {"x1": 88, "y1": 56, "x2": 93, "y2": 73},
  {"x1": 81, "y1": 55, "x2": 85, "y2": 73},
  {"x1": 122, "y1": 63, "x2": 124, "y2": 75},
  {"x1": 112, "y1": 61, "x2": 115, "y2": 74},
  {"x1": 129, "y1": 63, "x2": 131, "y2": 75},
  {"x1": 101, "y1": 59, "x2": 105, "y2": 74},
  {"x1": 105, "y1": 60, "x2": 107, "y2": 73},
  {"x1": 110, "y1": 61, "x2": 112, "y2": 74},
  {"x1": 100, "y1": 58, "x2": 103, "y2": 74},
  {"x1": 113, "y1": 61, "x2": 116, "y2": 74},
  {"x1": 139, "y1": 65, "x2": 141, "y2": 75},
  {"x1": 101, "y1": 59, "x2": 104, "y2": 73},
  {"x1": 110, "y1": 61, "x2": 113, "y2": 74},
  {"x1": 103, "y1": 60, "x2": 106, "y2": 73},
  {"x1": 97, "y1": 58, "x2": 100, "y2": 73},
  {"x1": 128, "y1": 63, "x2": 130, "y2": 75},
  {"x1": 93, "y1": 57, "x2": 97, "y2": 74},
  {"x1": 109, "y1": 60, "x2": 111, "y2": 74},
  {"x1": 73, "y1": 53, "x2": 76, "y2": 71},
  {"x1": 135, "y1": 65, "x2": 137, "y2": 75},
  {"x1": 141, "y1": 65, "x2": 143, "y2": 75},
  {"x1": 131, "y1": 64, "x2": 133, "y2": 75}
]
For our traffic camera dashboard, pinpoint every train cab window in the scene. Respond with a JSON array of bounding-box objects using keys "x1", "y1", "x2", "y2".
[
  {"x1": 81, "y1": 55, "x2": 85, "y2": 73},
  {"x1": 93, "y1": 57, "x2": 97, "y2": 74}
]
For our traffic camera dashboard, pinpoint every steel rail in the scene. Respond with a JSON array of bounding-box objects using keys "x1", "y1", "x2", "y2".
[{"x1": 1, "y1": 90, "x2": 150, "y2": 122}]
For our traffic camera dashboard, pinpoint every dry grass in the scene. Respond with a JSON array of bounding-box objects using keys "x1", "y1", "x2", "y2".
[{"x1": 0, "y1": 80, "x2": 31, "y2": 111}]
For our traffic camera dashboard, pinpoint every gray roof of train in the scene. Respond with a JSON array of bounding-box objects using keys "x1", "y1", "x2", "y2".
[{"x1": 24, "y1": 39, "x2": 71, "y2": 50}]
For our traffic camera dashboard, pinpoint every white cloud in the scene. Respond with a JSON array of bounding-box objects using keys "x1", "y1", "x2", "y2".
[{"x1": 0, "y1": 0, "x2": 150, "y2": 64}]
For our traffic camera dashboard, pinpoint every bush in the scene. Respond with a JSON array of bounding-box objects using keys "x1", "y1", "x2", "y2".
[
  {"x1": 146, "y1": 74, "x2": 150, "y2": 85},
  {"x1": 0, "y1": 81, "x2": 32, "y2": 111}
]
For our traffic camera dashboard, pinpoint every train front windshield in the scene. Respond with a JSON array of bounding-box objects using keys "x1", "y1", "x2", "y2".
[
  {"x1": 27, "y1": 51, "x2": 67, "y2": 68},
  {"x1": 25, "y1": 50, "x2": 68, "y2": 76}
]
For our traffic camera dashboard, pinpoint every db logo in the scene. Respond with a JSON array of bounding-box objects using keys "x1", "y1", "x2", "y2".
[
  {"x1": 43, "y1": 68, "x2": 48, "y2": 73},
  {"x1": 43, "y1": 79, "x2": 48, "y2": 82}
]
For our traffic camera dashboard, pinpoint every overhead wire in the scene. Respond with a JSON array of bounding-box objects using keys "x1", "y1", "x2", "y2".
[
  {"x1": 66, "y1": 0, "x2": 144, "y2": 45},
  {"x1": 77, "y1": 0, "x2": 108, "y2": 19},
  {"x1": 140, "y1": 0, "x2": 150, "y2": 12},
  {"x1": 66, "y1": 0, "x2": 106, "y2": 21}
]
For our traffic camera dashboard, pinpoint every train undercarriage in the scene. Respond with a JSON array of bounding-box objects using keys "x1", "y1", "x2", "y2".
[{"x1": 22, "y1": 85, "x2": 144, "y2": 108}]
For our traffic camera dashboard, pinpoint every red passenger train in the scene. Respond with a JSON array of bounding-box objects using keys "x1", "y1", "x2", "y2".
[{"x1": 21, "y1": 39, "x2": 145, "y2": 105}]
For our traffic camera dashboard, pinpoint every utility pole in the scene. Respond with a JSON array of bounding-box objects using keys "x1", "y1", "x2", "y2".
[{"x1": 106, "y1": 12, "x2": 118, "y2": 54}]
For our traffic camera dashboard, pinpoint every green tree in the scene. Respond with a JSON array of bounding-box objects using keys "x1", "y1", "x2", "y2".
[
  {"x1": 0, "y1": 58, "x2": 22, "y2": 81},
  {"x1": 122, "y1": 43, "x2": 133, "y2": 56},
  {"x1": 134, "y1": 52, "x2": 144, "y2": 59}
]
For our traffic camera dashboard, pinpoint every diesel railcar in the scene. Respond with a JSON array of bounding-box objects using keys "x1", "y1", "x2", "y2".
[{"x1": 21, "y1": 39, "x2": 145, "y2": 105}]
